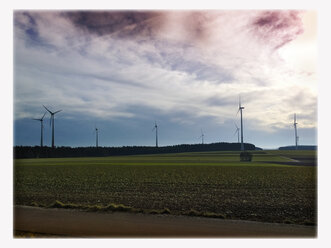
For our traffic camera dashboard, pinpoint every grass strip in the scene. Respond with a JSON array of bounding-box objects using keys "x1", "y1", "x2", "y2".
[
  {"x1": 31, "y1": 201, "x2": 226, "y2": 219},
  {"x1": 29, "y1": 201, "x2": 315, "y2": 225}
]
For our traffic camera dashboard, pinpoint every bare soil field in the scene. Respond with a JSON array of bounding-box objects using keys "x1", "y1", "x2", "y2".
[
  {"x1": 14, "y1": 151, "x2": 317, "y2": 226},
  {"x1": 14, "y1": 150, "x2": 317, "y2": 237}
]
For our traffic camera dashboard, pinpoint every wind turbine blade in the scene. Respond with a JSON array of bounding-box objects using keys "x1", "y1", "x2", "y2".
[
  {"x1": 234, "y1": 123, "x2": 239, "y2": 129},
  {"x1": 43, "y1": 105, "x2": 52, "y2": 114},
  {"x1": 32, "y1": 118, "x2": 40, "y2": 121},
  {"x1": 54, "y1": 110, "x2": 62, "y2": 114},
  {"x1": 41, "y1": 112, "x2": 47, "y2": 120}
]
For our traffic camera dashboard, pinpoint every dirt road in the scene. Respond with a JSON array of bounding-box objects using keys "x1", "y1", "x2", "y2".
[{"x1": 14, "y1": 206, "x2": 316, "y2": 238}]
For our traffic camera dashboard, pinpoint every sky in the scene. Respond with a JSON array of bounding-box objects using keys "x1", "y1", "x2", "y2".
[{"x1": 13, "y1": 10, "x2": 317, "y2": 149}]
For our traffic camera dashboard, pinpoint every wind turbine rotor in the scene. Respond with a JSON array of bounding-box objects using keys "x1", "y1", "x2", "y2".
[
  {"x1": 237, "y1": 95, "x2": 244, "y2": 151},
  {"x1": 33, "y1": 111, "x2": 47, "y2": 122},
  {"x1": 152, "y1": 121, "x2": 157, "y2": 131},
  {"x1": 199, "y1": 129, "x2": 204, "y2": 144},
  {"x1": 94, "y1": 124, "x2": 99, "y2": 148},
  {"x1": 33, "y1": 111, "x2": 48, "y2": 147},
  {"x1": 293, "y1": 113, "x2": 298, "y2": 149},
  {"x1": 43, "y1": 105, "x2": 61, "y2": 149},
  {"x1": 238, "y1": 96, "x2": 245, "y2": 110},
  {"x1": 152, "y1": 121, "x2": 158, "y2": 147}
]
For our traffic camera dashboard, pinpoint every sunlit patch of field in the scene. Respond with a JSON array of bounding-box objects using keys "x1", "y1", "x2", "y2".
[
  {"x1": 15, "y1": 150, "x2": 310, "y2": 166},
  {"x1": 14, "y1": 150, "x2": 317, "y2": 225}
]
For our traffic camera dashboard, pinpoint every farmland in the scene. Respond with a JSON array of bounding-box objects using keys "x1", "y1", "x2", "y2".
[{"x1": 14, "y1": 150, "x2": 317, "y2": 226}]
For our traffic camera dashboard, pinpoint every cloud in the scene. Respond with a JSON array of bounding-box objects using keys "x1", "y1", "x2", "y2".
[
  {"x1": 13, "y1": 10, "x2": 317, "y2": 136},
  {"x1": 250, "y1": 10, "x2": 304, "y2": 50},
  {"x1": 63, "y1": 11, "x2": 162, "y2": 37}
]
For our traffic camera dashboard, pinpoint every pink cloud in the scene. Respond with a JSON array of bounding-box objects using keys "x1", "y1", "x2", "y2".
[{"x1": 250, "y1": 10, "x2": 304, "y2": 50}]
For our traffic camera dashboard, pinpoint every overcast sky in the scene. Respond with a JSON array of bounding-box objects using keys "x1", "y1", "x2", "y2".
[{"x1": 13, "y1": 10, "x2": 317, "y2": 149}]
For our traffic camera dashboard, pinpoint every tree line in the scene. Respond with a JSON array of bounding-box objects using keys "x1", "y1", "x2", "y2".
[
  {"x1": 14, "y1": 142, "x2": 256, "y2": 159},
  {"x1": 278, "y1": 145, "x2": 317, "y2": 150}
]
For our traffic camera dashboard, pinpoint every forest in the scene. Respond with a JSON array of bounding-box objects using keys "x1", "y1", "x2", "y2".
[{"x1": 14, "y1": 142, "x2": 257, "y2": 159}]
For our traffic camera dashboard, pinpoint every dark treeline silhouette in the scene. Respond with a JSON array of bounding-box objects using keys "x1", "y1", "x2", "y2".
[
  {"x1": 278, "y1": 145, "x2": 317, "y2": 150},
  {"x1": 14, "y1": 142, "x2": 256, "y2": 159}
]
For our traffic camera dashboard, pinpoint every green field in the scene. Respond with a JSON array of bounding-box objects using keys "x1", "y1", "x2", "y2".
[{"x1": 14, "y1": 150, "x2": 317, "y2": 225}]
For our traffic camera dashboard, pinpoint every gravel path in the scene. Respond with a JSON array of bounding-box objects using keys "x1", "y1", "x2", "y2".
[{"x1": 14, "y1": 206, "x2": 316, "y2": 238}]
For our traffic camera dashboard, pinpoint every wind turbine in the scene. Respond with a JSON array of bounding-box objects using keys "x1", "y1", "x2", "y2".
[
  {"x1": 32, "y1": 112, "x2": 46, "y2": 147},
  {"x1": 237, "y1": 96, "x2": 245, "y2": 151},
  {"x1": 43, "y1": 105, "x2": 62, "y2": 148},
  {"x1": 294, "y1": 113, "x2": 298, "y2": 150},
  {"x1": 152, "y1": 121, "x2": 158, "y2": 147},
  {"x1": 199, "y1": 129, "x2": 204, "y2": 144},
  {"x1": 234, "y1": 123, "x2": 240, "y2": 143},
  {"x1": 94, "y1": 125, "x2": 99, "y2": 148}
]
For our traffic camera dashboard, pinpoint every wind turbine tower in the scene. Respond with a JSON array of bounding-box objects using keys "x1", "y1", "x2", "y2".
[
  {"x1": 237, "y1": 96, "x2": 245, "y2": 151},
  {"x1": 95, "y1": 126, "x2": 99, "y2": 148},
  {"x1": 152, "y1": 121, "x2": 158, "y2": 147},
  {"x1": 199, "y1": 129, "x2": 204, "y2": 144},
  {"x1": 294, "y1": 113, "x2": 298, "y2": 150},
  {"x1": 32, "y1": 112, "x2": 46, "y2": 147},
  {"x1": 43, "y1": 105, "x2": 62, "y2": 148}
]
